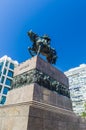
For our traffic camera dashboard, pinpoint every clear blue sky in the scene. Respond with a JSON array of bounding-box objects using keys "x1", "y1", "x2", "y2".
[{"x1": 0, "y1": 0, "x2": 86, "y2": 71}]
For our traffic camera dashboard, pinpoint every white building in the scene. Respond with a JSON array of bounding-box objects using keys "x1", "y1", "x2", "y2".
[
  {"x1": 0, "y1": 55, "x2": 18, "y2": 105},
  {"x1": 65, "y1": 64, "x2": 86, "y2": 115}
]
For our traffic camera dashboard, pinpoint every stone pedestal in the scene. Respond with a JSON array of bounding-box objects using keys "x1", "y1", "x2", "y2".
[{"x1": 0, "y1": 56, "x2": 86, "y2": 130}]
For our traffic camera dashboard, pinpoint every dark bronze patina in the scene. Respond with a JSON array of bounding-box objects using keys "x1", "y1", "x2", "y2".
[
  {"x1": 11, "y1": 69, "x2": 70, "y2": 98},
  {"x1": 27, "y1": 30, "x2": 58, "y2": 64}
]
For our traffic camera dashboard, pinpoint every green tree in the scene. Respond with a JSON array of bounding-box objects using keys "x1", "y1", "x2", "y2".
[{"x1": 81, "y1": 103, "x2": 86, "y2": 118}]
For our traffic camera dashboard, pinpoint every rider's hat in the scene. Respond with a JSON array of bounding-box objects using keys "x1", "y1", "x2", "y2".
[{"x1": 42, "y1": 34, "x2": 51, "y2": 41}]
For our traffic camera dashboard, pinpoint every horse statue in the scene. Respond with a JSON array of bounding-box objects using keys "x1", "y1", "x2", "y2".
[{"x1": 27, "y1": 30, "x2": 58, "y2": 64}]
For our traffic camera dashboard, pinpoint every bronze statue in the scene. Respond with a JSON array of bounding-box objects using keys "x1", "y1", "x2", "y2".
[{"x1": 27, "y1": 30, "x2": 58, "y2": 64}]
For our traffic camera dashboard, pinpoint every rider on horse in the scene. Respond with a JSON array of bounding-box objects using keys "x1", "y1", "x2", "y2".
[
  {"x1": 28, "y1": 30, "x2": 57, "y2": 64},
  {"x1": 42, "y1": 34, "x2": 51, "y2": 49}
]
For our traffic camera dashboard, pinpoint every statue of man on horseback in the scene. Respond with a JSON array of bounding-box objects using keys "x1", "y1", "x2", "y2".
[{"x1": 27, "y1": 30, "x2": 58, "y2": 64}]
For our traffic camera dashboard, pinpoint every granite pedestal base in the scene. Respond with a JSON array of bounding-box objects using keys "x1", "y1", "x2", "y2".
[
  {"x1": 0, "y1": 84, "x2": 86, "y2": 130},
  {"x1": 0, "y1": 56, "x2": 86, "y2": 130}
]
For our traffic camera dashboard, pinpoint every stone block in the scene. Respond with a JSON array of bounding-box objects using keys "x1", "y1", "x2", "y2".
[
  {"x1": 0, "y1": 56, "x2": 86, "y2": 130},
  {"x1": 6, "y1": 83, "x2": 72, "y2": 110},
  {"x1": 14, "y1": 56, "x2": 69, "y2": 88},
  {"x1": 0, "y1": 104, "x2": 30, "y2": 130}
]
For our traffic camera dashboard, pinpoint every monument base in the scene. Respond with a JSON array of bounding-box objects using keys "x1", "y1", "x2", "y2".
[
  {"x1": 0, "y1": 56, "x2": 86, "y2": 130},
  {"x1": 0, "y1": 83, "x2": 86, "y2": 130}
]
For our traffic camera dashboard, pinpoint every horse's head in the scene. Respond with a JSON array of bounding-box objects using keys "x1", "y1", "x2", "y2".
[
  {"x1": 27, "y1": 30, "x2": 33, "y2": 38},
  {"x1": 27, "y1": 30, "x2": 38, "y2": 43}
]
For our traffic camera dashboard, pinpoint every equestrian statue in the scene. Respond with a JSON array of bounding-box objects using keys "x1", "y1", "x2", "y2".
[{"x1": 27, "y1": 30, "x2": 58, "y2": 64}]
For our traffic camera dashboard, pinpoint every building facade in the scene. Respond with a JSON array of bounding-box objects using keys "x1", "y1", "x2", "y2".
[
  {"x1": 0, "y1": 55, "x2": 18, "y2": 105},
  {"x1": 65, "y1": 64, "x2": 86, "y2": 115}
]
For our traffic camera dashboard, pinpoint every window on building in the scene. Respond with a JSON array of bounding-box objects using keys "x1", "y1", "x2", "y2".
[
  {"x1": 9, "y1": 63, "x2": 14, "y2": 70},
  {"x1": 0, "y1": 85, "x2": 2, "y2": 92},
  {"x1": 0, "y1": 72, "x2": 1, "y2": 77},
  {"x1": 0, "y1": 96, "x2": 6, "y2": 104},
  {"x1": 7, "y1": 70, "x2": 13, "y2": 77},
  {"x1": 0, "y1": 62, "x2": 4, "y2": 74},
  {"x1": 5, "y1": 60, "x2": 9, "y2": 67},
  {"x1": 5, "y1": 78, "x2": 12, "y2": 86},
  {"x1": 3, "y1": 87, "x2": 10, "y2": 95},
  {"x1": 3, "y1": 68, "x2": 7, "y2": 75},
  {"x1": 74, "y1": 87, "x2": 79, "y2": 91},
  {"x1": 1, "y1": 76, "x2": 5, "y2": 83}
]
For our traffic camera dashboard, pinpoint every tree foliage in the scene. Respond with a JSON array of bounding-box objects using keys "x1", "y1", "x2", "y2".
[{"x1": 81, "y1": 103, "x2": 86, "y2": 118}]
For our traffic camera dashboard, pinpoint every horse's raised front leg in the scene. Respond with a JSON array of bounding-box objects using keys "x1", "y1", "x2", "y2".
[{"x1": 37, "y1": 45, "x2": 42, "y2": 56}]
